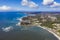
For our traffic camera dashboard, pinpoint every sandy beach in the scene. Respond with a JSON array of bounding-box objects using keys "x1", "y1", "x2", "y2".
[{"x1": 38, "y1": 26, "x2": 60, "y2": 40}]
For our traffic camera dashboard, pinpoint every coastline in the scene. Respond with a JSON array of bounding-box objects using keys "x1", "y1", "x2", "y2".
[
  {"x1": 17, "y1": 15, "x2": 28, "y2": 21},
  {"x1": 16, "y1": 15, "x2": 28, "y2": 26},
  {"x1": 19, "y1": 13, "x2": 60, "y2": 40},
  {"x1": 38, "y1": 25, "x2": 60, "y2": 40}
]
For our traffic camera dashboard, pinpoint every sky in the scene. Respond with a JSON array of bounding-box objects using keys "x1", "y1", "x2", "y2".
[{"x1": 0, "y1": 0, "x2": 60, "y2": 12}]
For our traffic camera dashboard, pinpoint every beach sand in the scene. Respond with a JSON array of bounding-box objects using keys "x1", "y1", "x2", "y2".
[{"x1": 38, "y1": 26, "x2": 60, "y2": 40}]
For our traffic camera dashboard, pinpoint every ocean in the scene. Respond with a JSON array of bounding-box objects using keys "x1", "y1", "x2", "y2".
[{"x1": 0, "y1": 12, "x2": 59, "y2": 40}]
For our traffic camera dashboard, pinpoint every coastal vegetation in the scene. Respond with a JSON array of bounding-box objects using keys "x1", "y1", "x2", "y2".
[{"x1": 20, "y1": 12, "x2": 60, "y2": 37}]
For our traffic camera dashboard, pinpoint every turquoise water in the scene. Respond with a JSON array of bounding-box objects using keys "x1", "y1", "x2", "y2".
[{"x1": 0, "y1": 12, "x2": 58, "y2": 40}]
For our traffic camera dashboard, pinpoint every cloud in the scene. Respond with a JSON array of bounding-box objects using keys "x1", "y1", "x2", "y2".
[
  {"x1": 42, "y1": 0, "x2": 60, "y2": 7},
  {"x1": 50, "y1": 2, "x2": 60, "y2": 7},
  {"x1": 21, "y1": 0, "x2": 39, "y2": 8},
  {"x1": 29, "y1": 1, "x2": 38, "y2": 8},
  {"x1": 0, "y1": 5, "x2": 11, "y2": 10},
  {"x1": 42, "y1": 0, "x2": 54, "y2": 5},
  {"x1": 2, "y1": 26, "x2": 13, "y2": 32},
  {"x1": 21, "y1": 0, "x2": 28, "y2": 6}
]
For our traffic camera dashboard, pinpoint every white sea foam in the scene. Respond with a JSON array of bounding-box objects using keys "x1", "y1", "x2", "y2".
[
  {"x1": 16, "y1": 15, "x2": 28, "y2": 26},
  {"x1": 2, "y1": 26, "x2": 13, "y2": 32}
]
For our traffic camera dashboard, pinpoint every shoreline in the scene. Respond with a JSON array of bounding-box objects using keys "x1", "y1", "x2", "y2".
[
  {"x1": 16, "y1": 15, "x2": 28, "y2": 26},
  {"x1": 17, "y1": 15, "x2": 28, "y2": 21},
  {"x1": 18, "y1": 13, "x2": 60, "y2": 40},
  {"x1": 38, "y1": 25, "x2": 60, "y2": 40}
]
